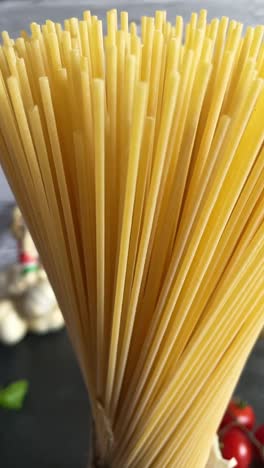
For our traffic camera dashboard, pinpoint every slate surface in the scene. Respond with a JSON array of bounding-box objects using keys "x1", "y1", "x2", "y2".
[{"x1": 0, "y1": 331, "x2": 91, "y2": 468}]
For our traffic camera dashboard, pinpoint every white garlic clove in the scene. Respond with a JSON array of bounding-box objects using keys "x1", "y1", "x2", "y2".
[
  {"x1": 0, "y1": 300, "x2": 14, "y2": 321},
  {"x1": 206, "y1": 436, "x2": 237, "y2": 468},
  {"x1": 0, "y1": 308, "x2": 28, "y2": 345},
  {"x1": 27, "y1": 306, "x2": 64, "y2": 334},
  {"x1": 46, "y1": 307, "x2": 64, "y2": 330},
  {"x1": 22, "y1": 280, "x2": 57, "y2": 318}
]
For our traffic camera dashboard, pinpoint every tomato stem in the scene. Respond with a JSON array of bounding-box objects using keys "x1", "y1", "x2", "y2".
[{"x1": 233, "y1": 396, "x2": 248, "y2": 409}]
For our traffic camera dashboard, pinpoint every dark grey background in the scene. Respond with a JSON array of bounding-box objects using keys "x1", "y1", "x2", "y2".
[{"x1": 0, "y1": 1, "x2": 263, "y2": 467}]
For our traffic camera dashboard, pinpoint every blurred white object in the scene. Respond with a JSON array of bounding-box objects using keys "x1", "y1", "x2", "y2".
[
  {"x1": 0, "y1": 208, "x2": 64, "y2": 345},
  {"x1": 0, "y1": 300, "x2": 27, "y2": 345},
  {"x1": 22, "y1": 281, "x2": 58, "y2": 318},
  {"x1": 206, "y1": 436, "x2": 237, "y2": 468},
  {"x1": 28, "y1": 307, "x2": 64, "y2": 334}
]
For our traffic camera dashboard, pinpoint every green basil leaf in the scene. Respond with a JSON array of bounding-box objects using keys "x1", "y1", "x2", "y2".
[{"x1": 0, "y1": 380, "x2": 29, "y2": 410}]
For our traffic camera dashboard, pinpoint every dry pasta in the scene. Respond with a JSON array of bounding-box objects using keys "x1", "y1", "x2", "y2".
[{"x1": 0, "y1": 8, "x2": 264, "y2": 468}]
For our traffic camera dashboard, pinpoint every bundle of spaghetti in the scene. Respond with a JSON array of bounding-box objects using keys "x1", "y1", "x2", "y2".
[{"x1": 0, "y1": 8, "x2": 264, "y2": 467}]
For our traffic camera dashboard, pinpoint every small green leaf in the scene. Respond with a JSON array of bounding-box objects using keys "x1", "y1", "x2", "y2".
[{"x1": 0, "y1": 380, "x2": 29, "y2": 410}]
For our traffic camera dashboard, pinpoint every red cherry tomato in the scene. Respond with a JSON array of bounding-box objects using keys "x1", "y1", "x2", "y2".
[
  {"x1": 254, "y1": 424, "x2": 264, "y2": 462},
  {"x1": 220, "y1": 428, "x2": 253, "y2": 468},
  {"x1": 220, "y1": 398, "x2": 256, "y2": 430}
]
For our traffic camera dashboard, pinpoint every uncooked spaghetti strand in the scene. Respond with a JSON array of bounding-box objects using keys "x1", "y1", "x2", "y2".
[
  {"x1": 117, "y1": 248, "x2": 264, "y2": 460},
  {"x1": 168, "y1": 202, "x2": 264, "y2": 374},
  {"x1": 225, "y1": 57, "x2": 256, "y2": 117},
  {"x1": 73, "y1": 130, "x2": 96, "y2": 375},
  {"x1": 161, "y1": 155, "x2": 264, "y2": 364},
  {"x1": 182, "y1": 147, "x2": 264, "y2": 328},
  {"x1": 11, "y1": 54, "x2": 96, "y2": 394},
  {"x1": 105, "y1": 43, "x2": 117, "y2": 314},
  {"x1": 39, "y1": 78, "x2": 89, "y2": 332},
  {"x1": 155, "y1": 11, "x2": 166, "y2": 31},
  {"x1": 169, "y1": 288, "x2": 264, "y2": 462},
  {"x1": 141, "y1": 17, "x2": 154, "y2": 82},
  {"x1": 0, "y1": 93, "x2": 81, "y2": 368},
  {"x1": 148, "y1": 267, "x2": 264, "y2": 459},
  {"x1": 222, "y1": 23, "x2": 244, "y2": 111},
  {"x1": 257, "y1": 42, "x2": 264, "y2": 71},
  {"x1": 190, "y1": 50, "x2": 235, "y2": 187},
  {"x1": 113, "y1": 114, "x2": 229, "y2": 438},
  {"x1": 151, "y1": 234, "x2": 264, "y2": 435},
  {"x1": 111, "y1": 74, "x2": 179, "y2": 419},
  {"x1": 155, "y1": 196, "x2": 264, "y2": 398},
  {"x1": 29, "y1": 39, "x2": 47, "y2": 79},
  {"x1": 79, "y1": 63, "x2": 97, "y2": 323},
  {"x1": 235, "y1": 26, "x2": 254, "y2": 76},
  {"x1": 36, "y1": 82, "x2": 93, "y2": 374},
  {"x1": 113, "y1": 107, "x2": 233, "y2": 438},
  {"x1": 121, "y1": 248, "x2": 264, "y2": 466},
  {"x1": 249, "y1": 25, "x2": 264, "y2": 59},
  {"x1": 121, "y1": 117, "x2": 155, "y2": 330},
  {"x1": 164, "y1": 49, "x2": 194, "y2": 181},
  {"x1": 131, "y1": 58, "x2": 212, "y2": 355},
  {"x1": 147, "y1": 30, "x2": 164, "y2": 117},
  {"x1": 105, "y1": 82, "x2": 148, "y2": 411},
  {"x1": 167, "y1": 59, "x2": 212, "y2": 245},
  {"x1": 6, "y1": 77, "x2": 59, "y2": 275},
  {"x1": 0, "y1": 46, "x2": 9, "y2": 78},
  {"x1": 116, "y1": 31, "x2": 126, "y2": 240},
  {"x1": 117, "y1": 51, "x2": 137, "y2": 261},
  {"x1": 152, "y1": 78, "x2": 263, "y2": 355},
  {"x1": 28, "y1": 107, "x2": 80, "y2": 306},
  {"x1": 153, "y1": 80, "x2": 264, "y2": 360},
  {"x1": 16, "y1": 58, "x2": 34, "y2": 109},
  {"x1": 106, "y1": 9, "x2": 117, "y2": 45},
  {"x1": 120, "y1": 68, "x2": 179, "y2": 360},
  {"x1": 165, "y1": 116, "x2": 225, "y2": 281},
  {"x1": 91, "y1": 79, "x2": 106, "y2": 396},
  {"x1": 127, "y1": 204, "x2": 264, "y2": 442},
  {"x1": 0, "y1": 75, "x2": 38, "y2": 211},
  {"x1": 139, "y1": 317, "x2": 256, "y2": 468},
  {"x1": 155, "y1": 300, "x2": 264, "y2": 468},
  {"x1": 142, "y1": 50, "x2": 193, "y2": 265}
]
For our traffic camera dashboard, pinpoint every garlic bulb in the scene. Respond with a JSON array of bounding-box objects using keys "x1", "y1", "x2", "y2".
[
  {"x1": 22, "y1": 280, "x2": 57, "y2": 318},
  {"x1": 0, "y1": 270, "x2": 64, "y2": 345}
]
